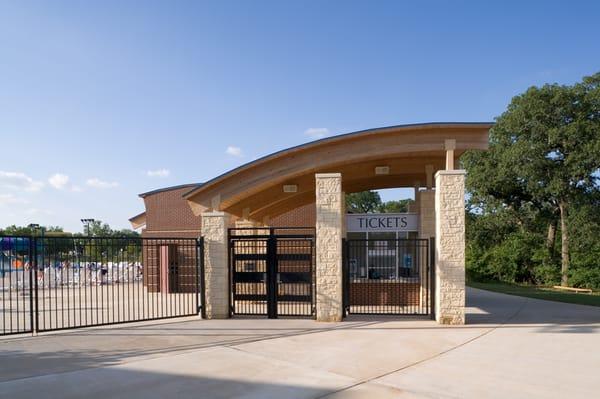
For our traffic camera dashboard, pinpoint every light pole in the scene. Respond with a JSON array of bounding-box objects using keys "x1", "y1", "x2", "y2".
[
  {"x1": 27, "y1": 222, "x2": 44, "y2": 241},
  {"x1": 80, "y1": 219, "x2": 95, "y2": 236},
  {"x1": 27, "y1": 223, "x2": 44, "y2": 278},
  {"x1": 27, "y1": 223, "x2": 44, "y2": 237}
]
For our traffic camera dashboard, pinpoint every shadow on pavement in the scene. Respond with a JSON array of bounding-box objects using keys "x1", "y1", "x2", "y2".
[{"x1": 0, "y1": 357, "x2": 337, "y2": 399}]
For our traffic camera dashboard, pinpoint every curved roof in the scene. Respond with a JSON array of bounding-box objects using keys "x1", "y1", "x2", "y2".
[
  {"x1": 139, "y1": 183, "x2": 202, "y2": 198},
  {"x1": 186, "y1": 122, "x2": 492, "y2": 221}
]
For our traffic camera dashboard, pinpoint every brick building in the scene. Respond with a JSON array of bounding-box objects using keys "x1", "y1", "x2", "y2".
[{"x1": 130, "y1": 122, "x2": 492, "y2": 324}]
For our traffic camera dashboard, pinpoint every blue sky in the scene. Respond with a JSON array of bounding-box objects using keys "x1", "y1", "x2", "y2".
[{"x1": 1, "y1": 0, "x2": 599, "y2": 233}]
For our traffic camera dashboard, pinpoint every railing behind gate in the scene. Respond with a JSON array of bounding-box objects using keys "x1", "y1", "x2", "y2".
[
  {"x1": 344, "y1": 238, "x2": 433, "y2": 316},
  {"x1": 0, "y1": 236, "x2": 202, "y2": 335}
]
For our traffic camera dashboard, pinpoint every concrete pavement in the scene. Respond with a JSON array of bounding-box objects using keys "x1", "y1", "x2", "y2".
[{"x1": 1, "y1": 288, "x2": 600, "y2": 398}]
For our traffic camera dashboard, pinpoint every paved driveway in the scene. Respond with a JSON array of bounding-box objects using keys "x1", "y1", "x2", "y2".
[{"x1": 1, "y1": 288, "x2": 600, "y2": 398}]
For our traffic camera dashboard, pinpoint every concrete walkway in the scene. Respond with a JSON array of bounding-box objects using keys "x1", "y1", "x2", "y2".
[{"x1": 1, "y1": 288, "x2": 600, "y2": 398}]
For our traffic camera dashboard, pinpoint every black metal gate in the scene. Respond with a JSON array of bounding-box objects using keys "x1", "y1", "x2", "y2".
[
  {"x1": 229, "y1": 228, "x2": 315, "y2": 318},
  {"x1": 1, "y1": 235, "x2": 203, "y2": 335},
  {"x1": 343, "y1": 237, "x2": 434, "y2": 317}
]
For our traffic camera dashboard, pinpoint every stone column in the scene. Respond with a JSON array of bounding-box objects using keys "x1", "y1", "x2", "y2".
[
  {"x1": 201, "y1": 211, "x2": 231, "y2": 319},
  {"x1": 315, "y1": 173, "x2": 343, "y2": 322},
  {"x1": 419, "y1": 189, "x2": 435, "y2": 308},
  {"x1": 419, "y1": 190, "x2": 435, "y2": 239},
  {"x1": 341, "y1": 191, "x2": 347, "y2": 239},
  {"x1": 434, "y1": 170, "x2": 466, "y2": 325}
]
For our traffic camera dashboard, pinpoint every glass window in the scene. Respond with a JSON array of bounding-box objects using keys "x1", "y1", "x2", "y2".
[{"x1": 367, "y1": 232, "x2": 396, "y2": 280}]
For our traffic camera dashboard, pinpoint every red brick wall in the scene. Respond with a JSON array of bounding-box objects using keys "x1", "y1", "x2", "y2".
[
  {"x1": 349, "y1": 282, "x2": 420, "y2": 306},
  {"x1": 270, "y1": 203, "x2": 315, "y2": 227},
  {"x1": 141, "y1": 185, "x2": 315, "y2": 239},
  {"x1": 142, "y1": 186, "x2": 203, "y2": 238}
]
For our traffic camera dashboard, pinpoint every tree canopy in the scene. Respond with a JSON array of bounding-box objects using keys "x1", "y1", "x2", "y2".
[
  {"x1": 346, "y1": 191, "x2": 413, "y2": 213},
  {"x1": 463, "y1": 71, "x2": 600, "y2": 287},
  {"x1": 0, "y1": 221, "x2": 139, "y2": 237}
]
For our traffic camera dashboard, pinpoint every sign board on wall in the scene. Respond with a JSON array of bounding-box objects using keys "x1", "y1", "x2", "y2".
[{"x1": 346, "y1": 213, "x2": 418, "y2": 232}]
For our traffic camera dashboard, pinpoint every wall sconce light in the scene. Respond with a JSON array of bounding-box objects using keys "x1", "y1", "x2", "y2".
[
  {"x1": 375, "y1": 166, "x2": 390, "y2": 175},
  {"x1": 283, "y1": 184, "x2": 298, "y2": 193}
]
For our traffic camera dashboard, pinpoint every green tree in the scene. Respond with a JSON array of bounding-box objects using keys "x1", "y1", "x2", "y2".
[
  {"x1": 463, "y1": 72, "x2": 600, "y2": 286},
  {"x1": 78, "y1": 220, "x2": 139, "y2": 237},
  {"x1": 377, "y1": 199, "x2": 411, "y2": 213},
  {"x1": 346, "y1": 191, "x2": 382, "y2": 213},
  {"x1": 0, "y1": 225, "x2": 65, "y2": 235}
]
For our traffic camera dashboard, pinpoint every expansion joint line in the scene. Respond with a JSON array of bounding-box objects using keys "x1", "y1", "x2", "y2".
[{"x1": 315, "y1": 297, "x2": 531, "y2": 399}]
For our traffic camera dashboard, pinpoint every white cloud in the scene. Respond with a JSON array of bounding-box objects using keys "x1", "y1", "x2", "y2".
[
  {"x1": 0, "y1": 171, "x2": 44, "y2": 192},
  {"x1": 48, "y1": 173, "x2": 70, "y2": 189},
  {"x1": 24, "y1": 207, "x2": 54, "y2": 216},
  {"x1": 71, "y1": 185, "x2": 83, "y2": 192},
  {"x1": 226, "y1": 146, "x2": 242, "y2": 157},
  {"x1": 146, "y1": 168, "x2": 170, "y2": 178},
  {"x1": 86, "y1": 177, "x2": 119, "y2": 189},
  {"x1": 304, "y1": 127, "x2": 330, "y2": 140},
  {"x1": 0, "y1": 193, "x2": 29, "y2": 206}
]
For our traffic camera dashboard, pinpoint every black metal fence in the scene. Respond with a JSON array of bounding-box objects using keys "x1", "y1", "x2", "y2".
[
  {"x1": 0, "y1": 236, "x2": 34, "y2": 335},
  {"x1": 0, "y1": 236, "x2": 202, "y2": 335},
  {"x1": 229, "y1": 227, "x2": 315, "y2": 318},
  {"x1": 344, "y1": 238, "x2": 434, "y2": 316}
]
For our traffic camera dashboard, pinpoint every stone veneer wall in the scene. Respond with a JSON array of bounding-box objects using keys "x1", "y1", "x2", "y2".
[
  {"x1": 202, "y1": 212, "x2": 231, "y2": 319},
  {"x1": 315, "y1": 173, "x2": 344, "y2": 322},
  {"x1": 434, "y1": 170, "x2": 466, "y2": 325}
]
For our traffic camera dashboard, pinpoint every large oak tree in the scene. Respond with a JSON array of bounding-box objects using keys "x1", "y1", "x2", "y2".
[{"x1": 463, "y1": 72, "x2": 600, "y2": 285}]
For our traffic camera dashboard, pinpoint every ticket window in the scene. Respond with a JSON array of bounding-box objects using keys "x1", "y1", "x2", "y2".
[
  {"x1": 347, "y1": 231, "x2": 419, "y2": 280},
  {"x1": 367, "y1": 232, "x2": 396, "y2": 279}
]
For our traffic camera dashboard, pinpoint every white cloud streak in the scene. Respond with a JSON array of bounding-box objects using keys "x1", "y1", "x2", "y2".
[
  {"x1": 48, "y1": 173, "x2": 70, "y2": 189},
  {"x1": 86, "y1": 177, "x2": 119, "y2": 189},
  {"x1": 24, "y1": 207, "x2": 54, "y2": 216},
  {"x1": 226, "y1": 146, "x2": 242, "y2": 157},
  {"x1": 146, "y1": 168, "x2": 170, "y2": 178},
  {"x1": 0, "y1": 171, "x2": 44, "y2": 192},
  {"x1": 304, "y1": 127, "x2": 330, "y2": 139},
  {"x1": 0, "y1": 193, "x2": 29, "y2": 206}
]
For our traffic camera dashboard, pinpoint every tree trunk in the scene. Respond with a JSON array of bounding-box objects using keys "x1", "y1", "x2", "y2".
[
  {"x1": 546, "y1": 219, "x2": 557, "y2": 258},
  {"x1": 559, "y1": 201, "x2": 570, "y2": 286}
]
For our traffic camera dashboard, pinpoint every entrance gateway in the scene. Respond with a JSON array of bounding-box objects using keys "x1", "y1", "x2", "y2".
[
  {"x1": 229, "y1": 227, "x2": 315, "y2": 318},
  {"x1": 135, "y1": 123, "x2": 492, "y2": 324},
  {"x1": 228, "y1": 214, "x2": 434, "y2": 318}
]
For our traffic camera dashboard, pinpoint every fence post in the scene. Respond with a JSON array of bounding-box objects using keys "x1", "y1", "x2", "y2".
[
  {"x1": 32, "y1": 236, "x2": 39, "y2": 335},
  {"x1": 429, "y1": 236, "x2": 435, "y2": 320},
  {"x1": 198, "y1": 237, "x2": 206, "y2": 318},
  {"x1": 28, "y1": 237, "x2": 33, "y2": 335},
  {"x1": 343, "y1": 238, "x2": 350, "y2": 318},
  {"x1": 266, "y1": 236, "x2": 277, "y2": 319}
]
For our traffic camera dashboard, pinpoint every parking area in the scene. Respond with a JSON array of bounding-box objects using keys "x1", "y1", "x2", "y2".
[{"x1": 1, "y1": 288, "x2": 600, "y2": 398}]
